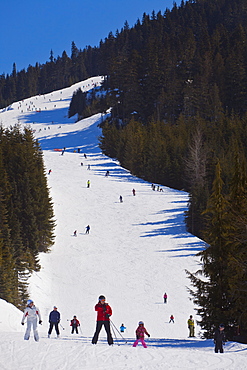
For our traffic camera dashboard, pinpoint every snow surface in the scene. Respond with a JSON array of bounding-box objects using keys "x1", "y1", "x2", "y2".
[{"x1": 0, "y1": 76, "x2": 246, "y2": 369}]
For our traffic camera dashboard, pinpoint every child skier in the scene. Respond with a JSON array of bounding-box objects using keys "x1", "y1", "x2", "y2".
[
  {"x1": 169, "y1": 314, "x2": 175, "y2": 323},
  {"x1": 120, "y1": 323, "x2": 126, "y2": 333},
  {"x1": 21, "y1": 299, "x2": 42, "y2": 341},
  {"x1": 133, "y1": 321, "x2": 150, "y2": 348},
  {"x1": 70, "y1": 315, "x2": 80, "y2": 334}
]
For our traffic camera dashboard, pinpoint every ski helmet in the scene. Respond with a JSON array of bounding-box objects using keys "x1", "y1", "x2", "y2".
[
  {"x1": 219, "y1": 324, "x2": 225, "y2": 328},
  {"x1": 99, "y1": 295, "x2": 106, "y2": 300},
  {"x1": 27, "y1": 299, "x2": 33, "y2": 305},
  {"x1": 139, "y1": 321, "x2": 144, "y2": 325}
]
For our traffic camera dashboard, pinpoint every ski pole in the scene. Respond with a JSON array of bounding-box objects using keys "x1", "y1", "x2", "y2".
[
  {"x1": 60, "y1": 323, "x2": 65, "y2": 330},
  {"x1": 110, "y1": 320, "x2": 119, "y2": 346},
  {"x1": 79, "y1": 325, "x2": 83, "y2": 335},
  {"x1": 110, "y1": 320, "x2": 128, "y2": 343}
]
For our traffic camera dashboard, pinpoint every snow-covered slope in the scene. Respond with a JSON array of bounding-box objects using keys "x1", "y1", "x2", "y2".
[{"x1": 0, "y1": 77, "x2": 246, "y2": 369}]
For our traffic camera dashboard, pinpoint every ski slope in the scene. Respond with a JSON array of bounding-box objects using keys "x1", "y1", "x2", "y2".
[{"x1": 0, "y1": 77, "x2": 246, "y2": 369}]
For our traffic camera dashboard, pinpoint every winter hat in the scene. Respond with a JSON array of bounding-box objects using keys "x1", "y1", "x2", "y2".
[
  {"x1": 27, "y1": 299, "x2": 33, "y2": 305},
  {"x1": 219, "y1": 324, "x2": 225, "y2": 328},
  {"x1": 139, "y1": 321, "x2": 144, "y2": 325},
  {"x1": 99, "y1": 295, "x2": 106, "y2": 300},
  {"x1": 54, "y1": 306, "x2": 57, "y2": 309}
]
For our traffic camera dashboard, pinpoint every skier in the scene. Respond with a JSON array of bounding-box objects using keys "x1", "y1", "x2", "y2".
[
  {"x1": 70, "y1": 316, "x2": 80, "y2": 334},
  {"x1": 87, "y1": 164, "x2": 90, "y2": 170},
  {"x1": 48, "y1": 306, "x2": 60, "y2": 338},
  {"x1": 188, "y1": 315, "x2": 195, "y2": 337},
  {"x1": 119, "y1": 195, "x2": 123, "y2": 203},
  {"x1": 21, "y1": 299, "x2": 42, "y2": 341},
  {"x1": 169, "y1": 314, "x2": 175, "y2": 323},
  {"x1": 132, "y1": 189, "x2": 136, "y2": 196},
  {"x1": 87, "y1": 180, "x2": 90, "y2": 188},
  {"x1": 74, "y1": 230, "x2": 77, "y2": 236},
  {"x1": 48, "y1": 169, "x2": 52, "y2": 175},
  {"x1": 164, "y1": 292, "x2": 167, "y2": 303},
  {"x1": 105, "y1": 170, "x2": 109, "y2": 177},
  {"x1": 84, "y1": 153, "x2": 87, "y2": 159},
  {"x1": 120, "y1": 323, "x2": 126, "y2": 333},
  {"x1": 214, "y1": 324, "x2": 226, "y2": 353},
  {"x1": 92, "y1": 295, "x2": 113, "y2": 345},
  {"x1": 133, "y1": 321, "x2": 150, "y2": 348},
  {"x1": 85, "y1": 225, "x2": 90, "y2": 234}
]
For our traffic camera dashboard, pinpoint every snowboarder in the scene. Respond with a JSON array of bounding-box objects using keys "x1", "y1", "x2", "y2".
[
  {"x1": 21, "y1": 299, "x2": 42, "y2": 342},
  {"x1": 132, "y1": 189, "x2": 136, "y2": 196},
  {"x1": 169, "y1": 315, "x2": 175, "y2": 323},
  {"x1": 85, "y1": 225, "x2": 90, "y2": 234},
  {"x1": 70, "y1": 316, "x2": 80, "y2": 334},
  {"x1": 133, "y1": 321, "x2": 150, "y2": 348},
  {"x1": 92, "y1": 295, "x2": 113, "y2": 345},
  {"x1": 214, "y1": 324, "x2": 226, "y2": 353},
  {"x1": 48, "y1": 306, "x2": 60, "y2": 338},
  {"x1": 119, "y1": 195, "x2": 123, "y2": 203},
  {"x1": 87, "y1": 180, "x2": 90, "y2": 188},
  {"x1": 120, "y1": 323, "x2": 126, "y2": 333},
  {"x1": 164, "y1": 292, "x2": 167, "y2": 303},
  {"x1": 188, "y1": 315, "x2": 195, "y2": 337}
]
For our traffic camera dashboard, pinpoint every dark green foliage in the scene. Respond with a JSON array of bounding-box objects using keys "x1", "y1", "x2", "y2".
[{"x1": 0, "y1": 126, "x2": 55, "y2": 308}]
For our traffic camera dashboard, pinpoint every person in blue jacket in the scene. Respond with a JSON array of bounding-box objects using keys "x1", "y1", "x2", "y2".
[{"x1": 48, "y1": 306, "x2": 61, "y2": 338}]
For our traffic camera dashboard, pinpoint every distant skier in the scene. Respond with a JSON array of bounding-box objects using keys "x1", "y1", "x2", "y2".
[
  {"x1": 74, "y1": 230, "x2": 77, "y2": 237},
  {"x1": 81, "y1": 162, "x2": 83, "y2": 166},
  {"x1": 48, "y1": 306, "x2": 60, "y2": 338},
  {"x1": 133, "y1": 321, "x2": 150, "y2": 348},
  {"x1": 87, "y1": 180, "x2": 90, "y2": 188},
  {"x1": 169, "y1": 315, "x2": 175, "y2": 323},
  {"x1": 92, "y1": 295, "x2": 113, "y2": 345},
  {"x1": 87, "y1": 164, "x2": 90, "y2": 170},
  {"x1": 84, "y1": 153, "x2": 87, "y2": 159},
  {"x1": 120, "y1": 323, "x2": 126, "y2": 333},
  {"x1": 21, "y1": 299, "x2": 42, "y2": 342},
  {"x1": 85, "y1": 225, "x2": 90, "y2": 234},
  {"x1": 70, "y1": 316, "x2": 80, "y2": 334},
  {"x1": 48, "y1": 169, "x2": 52, "y2": 175},
  {"x1": 105, "y1": 170, "x2": 109, "y2": 177},
  {"x1": 163, "y1": 292, "x2": 167, "y2": 303},
  {"x1": 188, "y1": 315, "x2": 195, "y2": 337},
  {"x1": 119, "y1": 195, "x2": 123, "y2": 203},
  {"x1": 132, "y1": 189, "x2": 136, "y2": 196},
  {"x1": 214, "y1": 324, "x2": 225, "y2": 353}
]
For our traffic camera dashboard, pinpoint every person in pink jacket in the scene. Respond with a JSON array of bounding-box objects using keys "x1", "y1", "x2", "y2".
[{"x1": 133, "y1": 321, "x2": 150, "y2": 348}]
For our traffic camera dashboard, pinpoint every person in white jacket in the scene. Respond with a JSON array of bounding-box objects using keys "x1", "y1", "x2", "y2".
[{"x1": 21, "y1": 299, "x2": 42, "y2": 341}]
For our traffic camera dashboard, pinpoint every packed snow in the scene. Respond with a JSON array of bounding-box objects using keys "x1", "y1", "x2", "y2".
[{"x1": 0, "y1": 76, "x2": 246, "y2": 369}]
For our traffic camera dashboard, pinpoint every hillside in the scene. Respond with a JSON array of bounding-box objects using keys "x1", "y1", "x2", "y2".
[{"x1": 0, "y1": 77, "x2": 246, "y2": 369}]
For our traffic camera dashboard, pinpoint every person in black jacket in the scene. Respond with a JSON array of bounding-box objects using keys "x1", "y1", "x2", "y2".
[
  {"x1": 214, "y1": 324, "x2": 225, "y2": 353},
  {"x1": 48, "y1": 306, "x2": 60, "y2": 338}
]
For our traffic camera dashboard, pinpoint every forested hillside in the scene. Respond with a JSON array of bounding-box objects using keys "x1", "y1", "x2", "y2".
[{"x1": 0, "y1": 126, "x2": 55, "y2": 308}]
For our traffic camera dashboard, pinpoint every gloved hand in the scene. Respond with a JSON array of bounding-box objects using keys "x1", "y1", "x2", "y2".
[
  {"x1": 39, "y1": 320, "x2": 42, "y2": 325},
  {"x1": 21, "y1": 322, "x2": 24, "y2": 325},
  {"x1": 147, "y1": 334, "x2": 150, "y2": 337}
]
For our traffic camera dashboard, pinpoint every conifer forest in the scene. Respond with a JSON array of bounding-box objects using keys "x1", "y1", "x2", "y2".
[{"x1": 1, "y1": 0, "x2": 247, "y2": 336}]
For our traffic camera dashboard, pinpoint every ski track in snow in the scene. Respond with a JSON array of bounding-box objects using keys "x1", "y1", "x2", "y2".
[{"x1": 0, "y1": 76, "x2": 246, "y2": 369}]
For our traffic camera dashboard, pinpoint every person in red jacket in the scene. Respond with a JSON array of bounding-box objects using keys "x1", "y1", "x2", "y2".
[
  {"x1": 92, "y1": 295, "x2": 113, "y2": 345},
  {"x1": 70, "y1": 315, "x2": 80, "y2": 334}
]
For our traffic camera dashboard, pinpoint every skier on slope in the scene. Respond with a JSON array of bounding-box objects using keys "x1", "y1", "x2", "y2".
[
  {"x1": 70, "y1": 316, "x2": 80, "y2": 334},
  {"x1": 120, "y1": 323, "x2": 126, "y2": 333},
  {"x1": 163, "y1": 292, "x2": 167, "y2": 303},
  {"x1": 92, "y1": 295, "x2": 113, "y2": 345},
  {"x1": 214, "y1": 324, "x2": 226, "y2": 353},
  {"x1": 48, "y1": 306, "x2": 60, "y2": 338},
  {"x1": 85, "y1": 225, "x2": 90, "y2": 234},
  {"x1": 133, "y1": 321, "x2": 150, "y2": 348},
  {"x1": 187, "y1": 315, "x2": 195, "y2": 337},
  {"x1": 21, "y1": 299, "x2": 42, "y2": 341}
]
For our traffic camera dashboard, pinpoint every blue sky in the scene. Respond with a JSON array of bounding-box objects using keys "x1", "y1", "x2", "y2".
[{"x1": 1, "y1": 0, "x2": 174, "y2": 75}]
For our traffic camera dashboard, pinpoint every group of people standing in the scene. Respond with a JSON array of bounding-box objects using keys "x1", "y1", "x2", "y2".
[{"x1": 21, "y1": 296, "x2": 226, "y2": 352}]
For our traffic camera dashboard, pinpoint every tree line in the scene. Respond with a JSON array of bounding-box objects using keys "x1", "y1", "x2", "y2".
[{"x1": 0, "y1": 126, "x2": 55, "y2": 308}]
